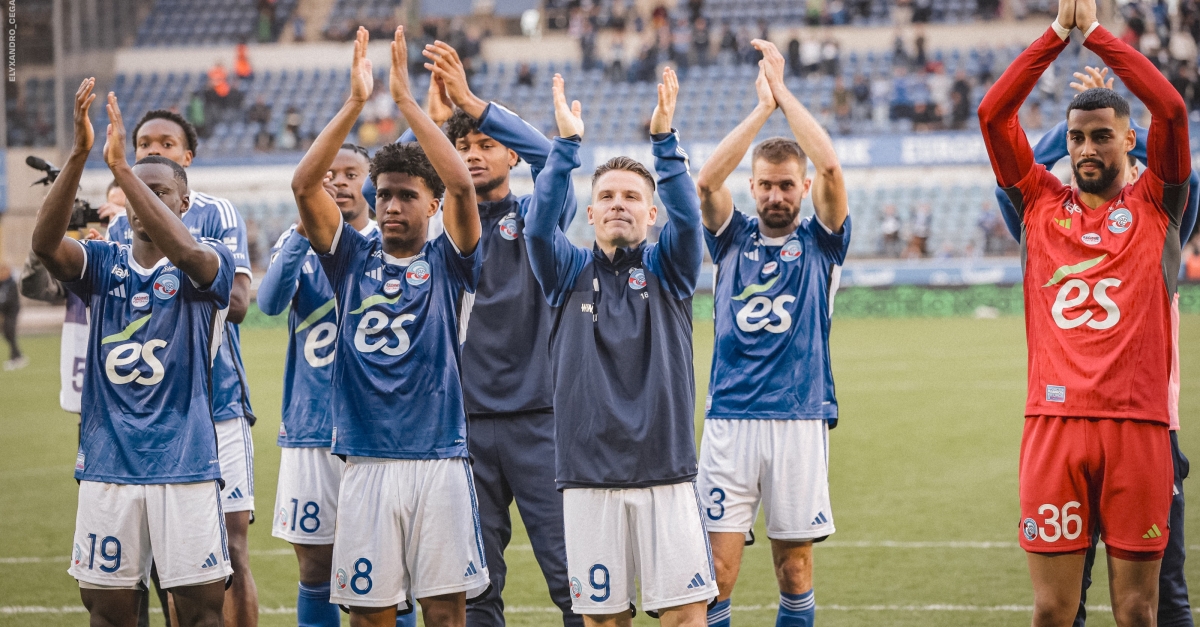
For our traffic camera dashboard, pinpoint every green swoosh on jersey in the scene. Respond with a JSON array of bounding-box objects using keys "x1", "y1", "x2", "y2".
[
  {"x1": 1042, "y1": 254, "x2": 1107, "y2": 287},
  {"x1": 100, "y1": 313, "x2": 152, "y2": 345},
  {"x1": 349, "y1": 294, "x2": 400, "y2": 315},
  {"x1": 294, "y1": 298, "x2": 337, "y2": 334},
  {"x1": 731, "y1": 276, "x2": 779, "y2": 301}
]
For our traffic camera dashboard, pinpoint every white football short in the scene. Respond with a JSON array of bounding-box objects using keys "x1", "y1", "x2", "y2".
[
  {"x1": 216, "y1": 417, "x2": 255, "y2": 513},
  {"x1": 69, "y1": 481, "x2": 232, "y2": 589},
  {"x1": 563, "y1": 482, "x2": 717, "y2": 614},
  {"x1": 329, "y1": 457, "x2": 489, "y2": 609},
  {"x1": 697, "y1": 418, "x2": 834, "y2": 540},
  {"x1": 271, "y1": 447, "x2": 344, "y2": 544}
]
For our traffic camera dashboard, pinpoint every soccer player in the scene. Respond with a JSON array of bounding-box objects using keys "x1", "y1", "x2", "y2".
[
  {"x1": 978, "y1": 0, "x2": 1190, "y2": 624},
  {"x1": 291, "y1": 26, "x2": 487, "y2": 627},
  {"x1": 525, "y1": 68, "x2": 716, "y2": 627},
  {"x1": 991, "y1": 66, "x2": 1196, "y2": 627},
  {"x1": 108, "y1": 107, "x2": 260, "y2": 626},
  {"x1": 33, "y1": 79, "x2": 232, "y2": 627},
  {"x1": 258, "y1": 142, "x2": 377, "y2": 627},
  {"x1": 693, "y1": 39, "x2": 850, "y2": 627},
  {"x1": 407, "y1": 41, "x2": 582, "y2": 627}
]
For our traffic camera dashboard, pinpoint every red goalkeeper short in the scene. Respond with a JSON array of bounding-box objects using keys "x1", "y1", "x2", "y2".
[{"x1": 1018, "y1": 416, "x2": 1172, "y2": 560}]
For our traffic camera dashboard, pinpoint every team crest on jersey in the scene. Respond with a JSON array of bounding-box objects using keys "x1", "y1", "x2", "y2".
[
  {"x1": 628, "y1": 268, "x2": 647, "y2": 290},
  {"x1": 336, "y1": 568, "x2": 348, "y2": 590},
  {"x1": 131, "y1": 292, "x2": 151, "y2": 308},
  {"x1": 780, "y1": 240, "x2": 802, "y2": 261},
  {"x1": 1022, "y1": 518, "x2": 1038, "y2": 541},
  {"x1": 499, "y1": 213, "x2": 520, "y2": 241},
  {"x1": 1081, "y1": 233, "x2": 1101, "y2": 246},
  {"x1": 383, "y1": 278, "x2": 402, "y2": 296},
  {"x1": 1108, "y1": 208, "x2": 1133, "y2": 234},
  {"x1": 153, "y1": 274, "x2": 179, "y2": 300},
  {"x1": 277, "y1": 507, "x2": 288, "y2": 527},
  {"x1": 73, "y1": 543, "x2": 83, "y2": 565},
  {"x1": 762, "y1": 261, "x2": 779, "y2": 276},
  {"x1": 570, "y1": 577, "x2": 583, "y2": 599},
  {"x1": 406, "y1": 261, "x2": 431, "y2": 286}
]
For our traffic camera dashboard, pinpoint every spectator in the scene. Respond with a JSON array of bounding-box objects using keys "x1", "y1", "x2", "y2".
[
  {"x1": 279, "y1": 105, "x2": 302, "y2": 149},
  {"x1": 515, "y1": 62, "x2": 535, "y2": 87},
  {"x1": 206, "y1": 62, "x2": 232, "y2": 118},
  {"x1": 246, "y1": 95, "x2": 271, "y2": 128},
  {"x1": 890, "y1": 65, "x2": 915, "y2": 121},
  {"x1": 234, "y1": 43, "x2": 254, "y2": 81},
  {"x1": 718, "y1": 23, "x2": 738, "y2": 65},
  {"x1": 879, "y1": 205, "x2": 902, "y2": 257},
  {"x1": 291, "y1": 15, "x2": 305, "y2": 41},
  {"x1": 906, "y1": 204, "x2": 932, "y2": 258},
  {"x1": 787, "y1": 36, "x2": 802, "y2": 77},
  {"x1": 187, "y1": 91, "x2": 208, "y2": 139},
  {"x1": 833, "y1": 76, "x2": 853, "y2": 134},
  {"x1": 912, "y1": 101, "x2": 943, "y2": 131},
  {"x1": 800, "y1": 36, "x2": 821, "y2": 75},
  {"x1": 820, "y1": 37, "x2": 841, "y2": 76},
  {"x1": 927, "y1": 63, "x2": 952, "y2": 115},
  {"x1": 692, "y1": 17, "x2": 711, "y2": 66},
  {"x1": 950, "y1": 69, "x2": 973, "y2": 129},
  {"x1": 852, "y1": 73, "x2": 871, "y2": 120},
  {"x1": 978, "y1": 203, "x2": 1004, "y2": 255},
  {"x1": 0, "y1": 264, "x2": 24, "y2": 371}
]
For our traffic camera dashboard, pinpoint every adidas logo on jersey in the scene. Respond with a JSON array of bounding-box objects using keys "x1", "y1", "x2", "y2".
[
  {"x1": 811, "y1": 511, "x2": 829, "y2": 525},
  {"x1": 743, "y1": 249, "x2": 760, "y2": 261},
  {"x1": 108, "y1": 285, "x2": 127, "y2": 299},
  {"x1": 200, "y1": 553, "x2": 219, "y2": 569},
  {"x1": 227, "y1": 487, "x2": 245, "y2": 500},
  {"x1": 1144, "y1": 524, "x2": 1163, "y2": 539},
  {"x1": 464, "y1": 561, "x2": 478, "y2": 577},
  {"x1": 365, "y1": 267, "x2": 383, "y2": 282},
  {"x1": 686, "y1": 573, "x2": 706, "y2": 589}
]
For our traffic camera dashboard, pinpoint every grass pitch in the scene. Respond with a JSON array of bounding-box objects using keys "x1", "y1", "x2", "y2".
[{"x1": 4, "y1": 315, "x2": 1200, "y2": 626}]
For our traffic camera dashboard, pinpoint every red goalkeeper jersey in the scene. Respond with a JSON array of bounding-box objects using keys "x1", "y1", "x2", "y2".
[{"x1": 980, "y1": 25, "x2": 1191, "y2": 424}]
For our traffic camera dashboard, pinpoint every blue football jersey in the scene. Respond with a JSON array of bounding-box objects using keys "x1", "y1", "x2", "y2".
[
  {"x1": 110, "y1": 193, "x2": 256, "y2": 423},
  {"x1": 319, "y1": 224, "x2": 482, "y2": 459},
  {"x1": 705, "y1": 210, "x2": 852, "y2": 424},
  {"x1": 262, "y1": 222, "x2": 379, "y2": 447},
  {"x1": 66, "y1": 238, "x2": 235, "y2": 484}
]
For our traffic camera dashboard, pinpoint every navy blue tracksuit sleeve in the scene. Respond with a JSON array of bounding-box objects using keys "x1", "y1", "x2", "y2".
[
  {"x1": 476, "y1": 102, "x2": 578, "y2": 229},
  {"x1": 645, "y1": 131, "x2": 704, "y2": 300},
  {"x1": 525, "y1": 137, "x2": 590, "y2": 307}
]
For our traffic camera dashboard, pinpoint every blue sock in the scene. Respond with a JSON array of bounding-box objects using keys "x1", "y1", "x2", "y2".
[
  {"x1": 395, "y1": 608, "x2": 417, "y2": 627},
  {"x1": 776, "y1": 590, "x2": 815, "y2": 627},
  {"x1": 297, "y1": 582, "x2": 340, "y2": 627},
  {"x1": 707, "y1": 598, "x2": 732, "y2": 627}
]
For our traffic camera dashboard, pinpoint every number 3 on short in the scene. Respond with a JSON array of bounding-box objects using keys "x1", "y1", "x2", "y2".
[
  {"x1": 1038, "y1": 501, "x2": 1082, "y2": 542},
  {"x1": 589, "y1": 564, "x2": 610, "y2": 602}
]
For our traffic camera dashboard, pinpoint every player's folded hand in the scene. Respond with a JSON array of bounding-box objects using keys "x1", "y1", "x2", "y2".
[
  {"x1": 390, "y1": 25, "x2": 415, "y2": 105},
  {"x1": 103, "y1": 92, "x2": 128, "y2": 169},
  {"x1": 73, "y1": 78, "x2": 97, "y2": 156},
  {"x1": 649, "y1": 67, "x2": 678, "y2": 135},
  {"x1": 348, "y1": 27, "x2": 373, "y2": 105},
  {"x1": 553, "y1": 74, "x2": 584, "y2": 140}
]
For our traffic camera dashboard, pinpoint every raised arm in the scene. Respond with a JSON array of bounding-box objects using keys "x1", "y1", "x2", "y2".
[
  {"x1": 293, "y1": 27, "x2": 372, "y2": 254},
  {"x1": 524, "y1": 74, "x2": 589, "y2": 306},
  {"x1": 257, "y1": 228, "x2": 309, "y2": 316},
  {"x1": 647, "y1": 67, "x2": 704, "y2": 299},
  {"x1": 1076, "y1": 10, "x2": 1190, "y2": 184},
  {"x1": 392, "y1": 26, "x2": 480, "y2": 254},
  {"x1": 31, "y1": 79, "x2": 95, "y2": 282},
  {"x1": 695, "y1": 66, "x2": 775, "y2": 233},
  {"x1": 978, "y1": 8, "x2": 1071, "y2": 187},
  {"x1": 104, "y1": 93, "x2": 221, "y2": 286},
  {"x1": 756, "y1": 39, "x2": 848, "y2": 232}
]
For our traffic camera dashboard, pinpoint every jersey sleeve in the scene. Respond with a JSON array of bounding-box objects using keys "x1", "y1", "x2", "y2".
[
  {"x1": 524, "y1": 136, "x2": 590, "y2": 307},
  {"x1": 183, "y1": 237, "x2": 236, "y2": 307},
  {"x1": 1002, "y1": 163, "x2": 1064, "y2": 224},
  {"x1": 318, "y1": 223, "x2": 370, "y2": 298},
  {"x1": 105, "y1": 215, "x2": 130, "y2": 244},
  {"x1": 435, "y1": 231, "x2": 484, "y2": 293},
  {"x1": 805, "y1": 213, "x2": 852, "y2": 264},
  {"x1": 208, "y1": 198, "x2": 253, "y2": 278},
  {"x1": 63, "y1": 239, "x2": 116, "y2": 300},
  {"x1": 704, "y1": 208, "x2": 752, "y2": 262},
  {"x1": 646, "y1": 131, "x2": 704, "y2": 300},
  {"x1": 257, "y1": 227, "x2": 308, "y2": 316}
]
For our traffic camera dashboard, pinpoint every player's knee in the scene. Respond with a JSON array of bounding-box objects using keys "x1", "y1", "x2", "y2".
[
  {"x1": 295, "y1": 545, "x2": 334, "y2": 585},
  {"x1": 772, "y1": 554, "x2": 813, "y2": 593},
  {"x1": 418, "y1": 593, "x2": 467, "y2": 627}
]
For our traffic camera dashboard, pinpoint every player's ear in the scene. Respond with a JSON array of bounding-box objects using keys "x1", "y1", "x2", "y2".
[
  {"x1": 178, "y1": 189, "x2": 191, "y2": 216},
  {"x1": 427, "y1": 197, "x2": 440, "y2": 218},
  {"x1": 181, "y1": 150, "x2": 194, "y2": 167},
  {"x1": 507, "y1": 148, "x2": 519, "y2": 169},
  {"x1": 587, "y1": 204, "x2": 595, "y2": 225},
  {"x1": 1125, "y1": 127, "x2": 1136, "y2": 154},
  {"x1": 802, "y1": 178, "x2": 813, "y2": 198},
  {"x1": 646, "y1": 203, "x2": 658, "y2": 226}
]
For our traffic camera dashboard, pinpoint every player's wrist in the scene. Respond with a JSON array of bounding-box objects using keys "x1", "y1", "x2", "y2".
[
  {"x1": 1082, "y1": 21, "x2": 1100, "y2": 40},
  {"x1": 1051, "y1": 19, "x2": 1072, "y2": 40}
]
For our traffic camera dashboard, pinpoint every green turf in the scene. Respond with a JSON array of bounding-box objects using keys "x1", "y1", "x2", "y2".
[{"x1": 5, "y1": 316, "x2": 1200, "y2": 626}]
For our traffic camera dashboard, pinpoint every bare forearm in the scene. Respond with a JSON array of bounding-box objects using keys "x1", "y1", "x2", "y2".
[
  {"x1": 398, "y1": 96, "x2": 473, "y2": 193},
  {"x1": 227, "y1": 274, "x2": 251, "y2": 323},
  {"x1": 293, "y1": 99, "x2": 363, "y2": 252},
  {"x1": 114, "y1": 164, "x2": 217, "y2": 280},
  {"x1": 31, "y1": 150, "x2": 87, "y2": 263},
  {"x1": 775, "y1": 91, "x2": 840, "y2": 175},
  {"x1": 458, "y1": 93, "x2": 488, "y2": 120},
  {"x1": 698, "y1": 105, "x2": 772, "y2": 193}
]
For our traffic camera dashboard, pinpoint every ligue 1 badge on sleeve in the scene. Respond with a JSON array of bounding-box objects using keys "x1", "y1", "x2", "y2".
[
  {"x1": 499, "y1": 213, "x2": 519, "y2": 241},
  {"x1": 406, "y1": 261, "x2": 431, "y2": 286}
]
